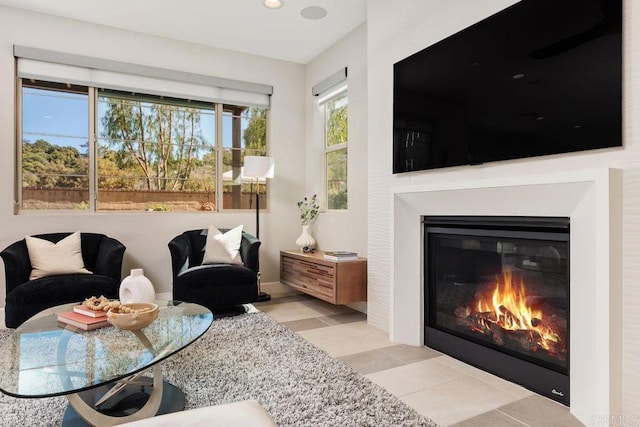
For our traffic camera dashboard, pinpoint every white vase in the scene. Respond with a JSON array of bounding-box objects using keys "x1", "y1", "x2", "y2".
[
  {"x1": 120, "y1": 268, "x2": 156, "y2": 304},
  {"x1": 296, "y1": 225, "x2": 316, "y2": 251}
]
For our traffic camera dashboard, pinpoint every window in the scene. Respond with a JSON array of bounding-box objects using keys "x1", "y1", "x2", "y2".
[
  {"x1": 222, "y1": 106, "x2": 267, "y2": 209},
  {"x1": 21, "y1": 82, "x2": 89, "y2": 210},
  {"x1": 19, "y1": 80, "x2": 268, "y2": 212},
  {"x1": 321, "y1": 85, "x2": 348, "y2": 210}
]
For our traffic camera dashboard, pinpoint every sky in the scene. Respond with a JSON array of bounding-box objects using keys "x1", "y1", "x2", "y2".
[
  {"x1": 22, "y1": 87, "x2": 252, "y2": 154},
  {"x1": 22, "y1": 88, "x2": 89, "y2": 151}
]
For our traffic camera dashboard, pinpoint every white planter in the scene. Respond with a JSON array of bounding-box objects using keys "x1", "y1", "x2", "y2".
[
  {"x1": 119, "y1": 268, "x2": 156, "y2": 304},
  {"x1": 295, "y1": 225, "x2": 316, "y2": 251}
]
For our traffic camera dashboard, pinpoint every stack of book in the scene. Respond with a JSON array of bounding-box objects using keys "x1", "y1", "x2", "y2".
[
  {"x1": 57, "y1": 305, "x2": 110, "y2": 331},
  {"x1": 323, "y1": 251, "x2": 358, "y2": 262}
]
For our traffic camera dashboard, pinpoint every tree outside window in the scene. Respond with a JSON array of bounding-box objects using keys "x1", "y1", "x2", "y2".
[
  {"x1": 97, "y1": 93, "x2": 216, "y2": 211},
  {"x1": 323, "y1": 90, "x2": 348, "y2": 210}
]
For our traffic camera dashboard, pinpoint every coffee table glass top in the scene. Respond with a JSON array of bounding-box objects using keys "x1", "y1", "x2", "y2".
[{"x1": 0, "y1": 300, "x2": 213, "y2": 398}]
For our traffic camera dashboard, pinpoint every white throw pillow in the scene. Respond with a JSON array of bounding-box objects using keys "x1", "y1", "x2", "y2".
[
  {"x1": 202, "y1": 225, "x2": 244, "y2": 265},
  {"x1": 25, "y1": 231, "x2": 92, "y2": 280}
]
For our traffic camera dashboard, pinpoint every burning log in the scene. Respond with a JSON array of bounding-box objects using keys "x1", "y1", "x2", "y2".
[
  {"x1": 490, "y1": 323, "x2": 504, "y2": 345},
  {"x1": 454, "y1": 307, "x2": 470, "y2": 318},
  {"x1": 470, "y1": 312, "x2": 496, "y2": 334},
  {"x1": 519, "y1": 333, "x2": 539, "y2": 351},
  {"x1": 547, "y1": 314, "x2": 567, "y2": 333},
  {"x1": 455, "y1": 283, "x2": 568, "y2": 359},
  {"x1": 498, "y1": 305, "x2": 520, "y2": 327}
]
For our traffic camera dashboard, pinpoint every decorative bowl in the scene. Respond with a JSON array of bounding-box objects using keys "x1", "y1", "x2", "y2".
[{"x1": 107, "y1": 302, "x2": 159, "y2": 331}]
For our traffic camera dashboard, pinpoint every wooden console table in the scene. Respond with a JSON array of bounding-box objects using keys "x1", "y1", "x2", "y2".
[{"x1": 280, "y1": 250, "x2": 367, "y2": 305}]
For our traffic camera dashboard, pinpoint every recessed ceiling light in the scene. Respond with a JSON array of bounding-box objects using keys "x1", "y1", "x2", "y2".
[
  {"x1": 512, "y1": 73, "x2": 526, "y2": 79},
  {"x1": 301, "y1": 6, "x2": 328, "y2": 20},
  {"x1": 264, "y1": 0, "x2": 284, "y2": 9}
]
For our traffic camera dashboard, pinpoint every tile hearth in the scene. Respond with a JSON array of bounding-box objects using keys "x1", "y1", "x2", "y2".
[{"x1": 257, "y1": 282, "x2": 584, "y2": 427}]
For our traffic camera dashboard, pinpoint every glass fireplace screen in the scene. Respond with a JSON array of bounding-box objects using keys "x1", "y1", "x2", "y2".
[{"x1": 425, "y1": 218, "x2": 569, "y2": 374}]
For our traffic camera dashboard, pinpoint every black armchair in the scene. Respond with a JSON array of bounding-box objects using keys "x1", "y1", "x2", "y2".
[
  {"x1": 1, "y1": 232, "x2": 126, "y2": 328},
  {"x1": 168, "y1": 229, "x2": 260, "y2": 315}
]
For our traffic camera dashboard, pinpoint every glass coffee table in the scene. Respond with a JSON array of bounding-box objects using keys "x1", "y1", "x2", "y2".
[{"x1": 0, "y1": 300, "x2": 213, "y2": 426}]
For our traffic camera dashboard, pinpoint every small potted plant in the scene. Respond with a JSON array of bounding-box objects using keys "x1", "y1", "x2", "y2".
[{"x1": 296, "y1": 194, "x2": 319, "y2": 252}]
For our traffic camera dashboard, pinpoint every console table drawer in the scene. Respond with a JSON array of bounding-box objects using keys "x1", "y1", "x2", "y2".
[
  {"x1": 281, "y1": 256, "x2": 335, "y2": 299},
  {"x1": 280, "y1": 250, "x2": 367, "y2": 305}
]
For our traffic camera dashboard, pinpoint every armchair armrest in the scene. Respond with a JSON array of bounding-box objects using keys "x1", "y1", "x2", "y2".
[
  {"x1": 93, "y1": 237, "x2": 126, "y2": 281},
  {"x1": 168, "y1": 233, "x2": 192, "y2": 279},
  {"x1": 0, "y1": 240, "x2": 31, "y2": 295},
  {"x1": 240, "y1": 232, "x2": 261, "y2": 273}
]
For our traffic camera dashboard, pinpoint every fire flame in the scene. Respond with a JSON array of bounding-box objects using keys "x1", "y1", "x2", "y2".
[{"x1": 476, "y1": 271, "x2": 560, "y2": 352}]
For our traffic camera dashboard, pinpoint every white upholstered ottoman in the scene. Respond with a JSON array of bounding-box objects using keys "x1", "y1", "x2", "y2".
[{"x1": 120, "y1": 400, "x2": 276, "y2": 426}]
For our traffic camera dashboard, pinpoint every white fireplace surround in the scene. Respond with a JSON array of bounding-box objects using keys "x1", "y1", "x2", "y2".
[{"x1": 390, "y1": 169, "x2": 622, "y2": 424}]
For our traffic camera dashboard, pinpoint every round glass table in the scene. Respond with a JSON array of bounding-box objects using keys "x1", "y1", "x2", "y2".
[{"x1": 0, "y1": 300, "x2": 213, "y2": 426}]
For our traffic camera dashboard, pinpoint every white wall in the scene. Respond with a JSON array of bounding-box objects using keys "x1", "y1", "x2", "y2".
[
  {"x1": 0, "y1": 5, "x2": 306, "y2": 300},
  {"x1": 302, "y1": 24, "x2": 368, "y2": 312},
  {"x1": 303, "y1": 23, "x2": 368, "y2": 260},
  {"x1": 367, "y1": 0, "x2": 639, "y2": 418}
]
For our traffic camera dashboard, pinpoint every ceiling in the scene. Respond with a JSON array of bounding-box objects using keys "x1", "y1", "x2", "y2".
[{"x1": 0, "y1": 0, "x2": 367, "y2": 64}]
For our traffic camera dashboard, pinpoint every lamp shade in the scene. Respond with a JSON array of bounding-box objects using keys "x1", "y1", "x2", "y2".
[{"x1": 243, "y1": 156, "x2": 275, "y2": 179}]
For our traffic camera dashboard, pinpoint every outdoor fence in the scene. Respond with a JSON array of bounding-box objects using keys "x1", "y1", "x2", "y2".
[{"x1": 22, "y1": 188, "x2": 266, "y2": 211}]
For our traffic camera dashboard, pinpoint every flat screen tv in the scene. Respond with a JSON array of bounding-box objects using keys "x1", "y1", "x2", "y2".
[{"x1": 393, "y1": 0, "x2": 622, "y2": 173}]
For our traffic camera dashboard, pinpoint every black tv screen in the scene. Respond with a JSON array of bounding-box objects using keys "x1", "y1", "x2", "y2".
[{"x1": 393, "y1": 0, "x2": 622, "y2": 173}]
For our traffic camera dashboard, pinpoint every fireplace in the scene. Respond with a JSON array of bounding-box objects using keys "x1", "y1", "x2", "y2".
[
  {"x1": 424, "y1": 216, "x2": 569, "y2": 404},
  {"x1": 391, "y1": 170, "x2": 621, "y2": 423}
]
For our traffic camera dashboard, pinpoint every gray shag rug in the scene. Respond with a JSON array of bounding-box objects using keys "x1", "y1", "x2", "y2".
[{"x1": 0, "y1": 312, "x2": 437, "y2": 426}]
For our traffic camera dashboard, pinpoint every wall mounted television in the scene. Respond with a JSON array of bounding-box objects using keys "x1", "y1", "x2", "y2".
[{"x1": 393, "y1": 0, "x2": 622, "y2": 173}]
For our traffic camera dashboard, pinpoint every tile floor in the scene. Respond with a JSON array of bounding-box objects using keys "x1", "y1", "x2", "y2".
[{"x1": 255, "y1": 282, "x2": 584, "y2": 427}]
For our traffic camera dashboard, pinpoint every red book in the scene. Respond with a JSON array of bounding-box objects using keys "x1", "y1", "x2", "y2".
[
  {"x1": 57, "y1": 311, "x2": 110, "y2": 331},
  {"x1": 73, "y1": 305, "x2": 108, "y2": 318}
]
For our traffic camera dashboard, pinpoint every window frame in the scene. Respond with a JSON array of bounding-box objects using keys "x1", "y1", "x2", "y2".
[
  {"x1": 320, "y1": 83, "x2": 348, "y2": 211},
  {"x1": 16, "y1": 79, "x2": 270, "y2": 214},
  {"x1": 220, "y1": 105, "x2": 269, "y2": 211}
]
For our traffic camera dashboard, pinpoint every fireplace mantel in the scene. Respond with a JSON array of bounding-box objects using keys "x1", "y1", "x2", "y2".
[{"x1": 390, "y1": 169, "x2": 622, "y2": 424}]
